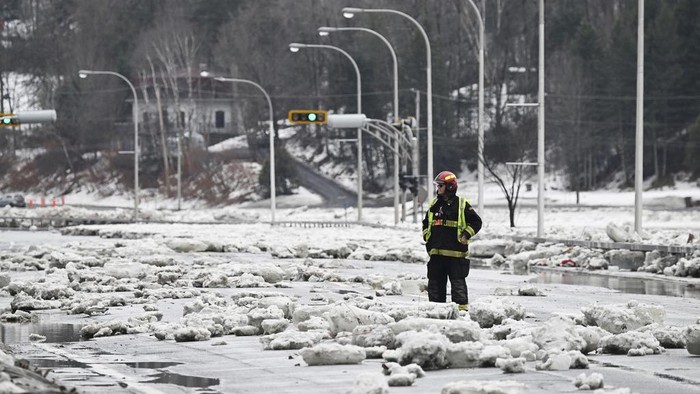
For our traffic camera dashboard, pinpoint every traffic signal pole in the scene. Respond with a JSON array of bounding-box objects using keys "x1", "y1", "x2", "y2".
[{"x1": 0, "y1": 110, "x2": 57, "y2": 125}]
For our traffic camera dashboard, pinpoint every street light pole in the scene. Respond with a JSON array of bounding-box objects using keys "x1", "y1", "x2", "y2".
[
  {"x1": 634, "y1": 0, "x2": 644, "y2": 233},
  {"x1": 503, "y1": 2, "x2": 545, "y2": 237},
  {"x1": 317, "y1": 26, "x2": 401, "y2": 223},
  {"x1": 212, "y1": 76, "x2": 277, "y2": 224},
  {"x1": 289, "y1": 42, "x2": 363, "y2": 222},
  {"x1": 342, "y1": 7, "x2": 434, "y2": 199},
  {"x1": 78, "y1": 69, "x2": 139, "y2": 218},
  {"x1": 537, "y1": 0, "x2": 546, "y2": 238},
  {"x1": 463, "y1": 0, "x2": 485, "y2": 214}
]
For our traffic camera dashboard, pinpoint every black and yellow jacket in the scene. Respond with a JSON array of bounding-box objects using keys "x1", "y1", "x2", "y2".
[{"x1": 422, "y1": 195, "x2": 482, "y2": 258}]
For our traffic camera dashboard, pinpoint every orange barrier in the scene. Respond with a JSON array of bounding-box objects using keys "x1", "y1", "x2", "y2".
[{"x1": 27, "y1": 196, "x2": 66, "y2": 208}]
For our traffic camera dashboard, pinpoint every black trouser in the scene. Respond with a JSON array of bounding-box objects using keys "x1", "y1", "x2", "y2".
[{"x1": 427, "y1": 255, "x2": 470, "y2": 305}]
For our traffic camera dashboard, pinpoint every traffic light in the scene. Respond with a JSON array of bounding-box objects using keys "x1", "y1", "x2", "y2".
[
  {"x1": 0, "y1": 114, "x2": 19, "y2": 127},
  {"x1": 288, "y1": 110, "x2": 328, "y2": 125}
]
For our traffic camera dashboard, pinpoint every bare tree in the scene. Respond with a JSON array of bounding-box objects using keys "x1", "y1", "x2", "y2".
[
  {"x1": 145, "y1": 5, "x2": 201, "y2": 204},
  {"x1": 146, "y1": 56, "x2": 171, "y2": 192},
  {"x1": 483, "y1": 158, "x2": 532, "y2": 228}
]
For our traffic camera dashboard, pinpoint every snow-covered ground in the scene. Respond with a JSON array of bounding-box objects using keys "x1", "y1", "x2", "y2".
[{"x1": 0, "y1": 184, "x2": 699, "y2": 393}]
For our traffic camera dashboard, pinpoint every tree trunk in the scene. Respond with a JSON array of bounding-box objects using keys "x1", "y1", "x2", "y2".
[
  {"x1": 149, "y1": 58, "x2": 170, "y2": 195},
  {"x1": 661, "y1": 142, "x2": 667, "y2": 177},
  {"x1": 508, "y1": 198, "x2": 515, "y2": 227},
  {"x1": 618, "y1": 120, "x2": 628, "y2": 186},
  {"x1": 652, "y1": 126, "x2": 659, "y2": 179}
]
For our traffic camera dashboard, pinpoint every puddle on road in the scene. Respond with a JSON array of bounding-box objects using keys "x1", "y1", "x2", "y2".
[
  {"x1": 3, "y1": 324, "x2": 221, "y2": 391},
  {"x1": 0, "y1": 322, "x2": 84, "y2": 344},
  {"x1": 141, "y1": 370, "x2": 220, "y2": 388},
  {"x1": 124, "y1": 361, "x2": 181, "y2": 369},
  {"x1": 123, "y1": 361, "x2": 220, "y2": 389},
  {"x1": 530, "y1": 270, "x2": 700, "y2": 299}
]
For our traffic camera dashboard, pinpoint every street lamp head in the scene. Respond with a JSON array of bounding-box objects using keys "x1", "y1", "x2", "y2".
[
  {"x1": 200, "y1": 70, "x2": 210, "y2": 78},
  {"x1": 317, "y1": 27, "x2": 335, "y2": 36},
  {"x1": 79, "y1": 73, "x2": 87, "y2": 79},
  {"x1": 342, "y1": 7, "x2": 363, "y2": 18},
  {"x1": 289, "y1": 43, "x2": 306, "y2": 52}
]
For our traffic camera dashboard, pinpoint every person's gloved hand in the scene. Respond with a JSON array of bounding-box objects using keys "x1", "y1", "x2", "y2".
[{"x1": 459, "y1": 232, "x2": 469, "y2": 245}]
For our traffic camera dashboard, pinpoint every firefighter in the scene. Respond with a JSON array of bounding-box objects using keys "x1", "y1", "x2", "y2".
[{"x1": 422, "y1": 170, "x2": 482, "y2": 311}]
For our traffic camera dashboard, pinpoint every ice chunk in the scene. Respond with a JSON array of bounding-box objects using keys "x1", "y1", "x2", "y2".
[
  {"x1": 103, "y1": 261, "x2": 147, "y2": 279},
  {"x1": 325, "y1": 303, "x2": 394, "y2": 336},
  {"x1": 349, "y1": 373, "x2": 389, "y2": 394},
  {"x1": 517, "y1": 285, "x2": 542, "y2": 296},
  {"x1": 247, "y1": 305, "x2": 285, "y2": 329},
  {"x1": 389, "y1": 317, "x2": 480, "y2": 343},
  {"x1": 501, "y1": 336, "x2": 539, "y2": 358},
  {"x1": 606, "y1": 222, "x2": 632, "y2": 242},
  {"x1": 255, "y1": 296, "x2": 296, "y2": 319},
  {"x1": 496, "y1": 357, "x2": 526, "y2": 373},
  {"x1": 536, "y1": 352, "x2": 571, "y2": 371},
  {"x1": 396, "y1": 330, "x2": 450, "y2": 370},
  {"x1": 440, "y1": 380, "x2": 529, "y2": 394},
  {"x1": 174, "y1": 326, "x2": 211, "y2": 342},
  {"x1": 530, "y1": 316, "x2": 586, "y2": 352},
  {"x1": 352, "y1": 324, "x2": 396, "y2": 348},
  {"x1": 164, "y1": 238, "x2": 209, "y2": 252},
  {"x1": 576, "y1": 325, "x2": 611, "y2": 354},
  {"x1": 574, "y1": 372, "x2": 604, "y2": 390},
  {"x1": 445, "y1": 341, "x2": 483, "y2": 368},
  {"x1": 260, "y1": 330, "x2": 323, "y2": 350},
  {"x1": 297, "y1": 316, "x2": 330, "y2": 332},
  {"x1": 387, "y1": 372, "x2": 415, "y2": 387},
  {"x1": 685, "y1": 324, "x2": 700, "y2": 355},
  {"x1": 567, "y1": 350, "x2": 589, "y2": 369},
  {"x1": 582, "y1": 301, "x2": 665, "y2": 334},
  {"x1": 470, "y1": 297, "x2": 526, "y2": 328},
  {"x1": 637, "y1": 323, "x2": 686, "y2": 348},
  {"x1": 381, "y1": 362, "x2": 424, "y2": 386},
  {"x1": 300, "y1": 343, "x2": 365, "y2": 365},
  {"x1": 292, "y1": 305, "x2": 333, "y2": 324},
  {"x1": 478, "y1": 345, "x2": 511, "y2": 367},
  {"x1": 365, "y1": 346, "x2": 388, "y2": 358},
  {"x1": 261, "y1": 319, "x2": 289, "y2": 335},
  {"x1": 599, "y1": 331, "x2": 662, "y2": 355}
]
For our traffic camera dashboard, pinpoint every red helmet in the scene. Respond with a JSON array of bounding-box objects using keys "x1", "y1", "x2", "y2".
[{"x1": 434, "y1": 171, "x2": 458, "y2": 192}]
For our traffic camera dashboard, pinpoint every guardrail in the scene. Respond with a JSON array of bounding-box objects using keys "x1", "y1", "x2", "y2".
[
  {"x1": 509, "y1": 235, "x2": 699, "y2": 255},
  {"x1": 0, "y1": 216, "x2": 394, "y2": 230},
  {"x1": 272, "y1": 221, "x2": 354, "y2": 228},
  {"x1": 0, "y1": 216, "x2": 132, "y2": 229}
]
